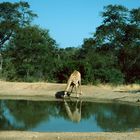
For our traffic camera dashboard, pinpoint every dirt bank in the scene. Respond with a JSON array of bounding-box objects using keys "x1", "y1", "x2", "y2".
[
  {"x1": 0, "y1": 131, "x2": 140, "y2": 140},
  {"x1": 0, "y1": 81, "x2": 140, "y2": 105},
  {"x1": 0, "y1": 81, "x2": 140, "y2": 140}
]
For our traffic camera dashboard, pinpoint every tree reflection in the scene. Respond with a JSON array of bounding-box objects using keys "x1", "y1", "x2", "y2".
[
  {"x1": 0, "y1": 100, "x2": 140, "y2": 131},
  {"x1": 0, "y1": 100, "x2": 58, "y2": 130},
  {"x1": 0, "y1": 100, "x2": 16, "y2": 130},
  {"x1": 95, "y1": 103, "x2": 140, "y2": 131}
]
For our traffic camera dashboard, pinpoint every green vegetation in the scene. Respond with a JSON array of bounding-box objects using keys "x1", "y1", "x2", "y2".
[{"x1": 0, "y1": 1, "x2": 140, "y2": 84}]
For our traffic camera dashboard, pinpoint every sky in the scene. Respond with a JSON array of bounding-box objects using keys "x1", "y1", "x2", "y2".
[{"x1": 1, "y1": 0, "x2": 140, "y2": 48}]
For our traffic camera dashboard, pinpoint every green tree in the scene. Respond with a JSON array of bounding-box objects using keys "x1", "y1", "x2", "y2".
[
  {"x1": 95, "y1": 5, "x2": 128, "y2": 48},
  {"x1": 81, "y1": 5, "x2": 140, "y2": 84},
  {"x1": 0, "y1": 1, "x2": 37, "y2": 48},
  {"x1": 0, "y1": 1, "x2": 37, "y2": 72},
  {"x1": 3, "y1": 26, "x2": 57, "y2": 81}
]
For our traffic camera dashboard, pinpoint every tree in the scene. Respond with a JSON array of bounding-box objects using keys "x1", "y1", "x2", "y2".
[
  {"x1": 0, "y1": 1, "x2": 37, "y2": 71},
  {"x1": 0, "y1": 1, "x2": 37, "y2": 48},
  {"x1": 3, "y1": 26, "x2": 57, "y2": 81},
  {"x1": 118, "y1": 8, "x2": 140, "y2": 83},
  {"x1": 94, "y1": 5, "x2": 129, "y2": 48},
  {"x1": 79, "y1": 5, "x2": 140, "y2": 84}
]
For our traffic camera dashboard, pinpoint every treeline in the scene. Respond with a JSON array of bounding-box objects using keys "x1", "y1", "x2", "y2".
[{"x1": 0, "y1": 1, "x2": 140, "y2": 84}]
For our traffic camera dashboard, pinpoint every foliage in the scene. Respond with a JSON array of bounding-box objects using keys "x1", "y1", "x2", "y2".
[
  {"x1": 81, "y1": 4, "x2": 140, "y2": 84},
  {"x1": 0, "y1": 1, "x2": 139, "y2": 84},
  {"x1": 0, "y1": 1, "x2": 37, "y2": 48},
  {"x1": 2, "y1": 26, "x2": 57, "y2": 82}
]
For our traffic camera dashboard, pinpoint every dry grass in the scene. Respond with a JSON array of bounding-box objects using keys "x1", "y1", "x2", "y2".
[
  {"x1": 0, "y1": 80, "x2": 140, "y2": 90},
  {"x1": 112, "y1": 84, "x2": 140, "y2": 92},
  {"x1": 91, "y1": 83, "x2": 140, "y2": 92},
  {"x1": 0, "y1": 80, "x2": 139, "y2": 92}
]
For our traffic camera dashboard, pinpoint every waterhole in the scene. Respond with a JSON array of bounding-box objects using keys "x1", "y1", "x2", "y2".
[{"x1": 0, "y1": 99, "x2": 140, "y2": 132}]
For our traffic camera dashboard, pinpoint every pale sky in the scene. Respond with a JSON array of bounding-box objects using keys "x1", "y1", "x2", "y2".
[{"x1": 1, "y1": 0, "x2": 140, "y2": 48}]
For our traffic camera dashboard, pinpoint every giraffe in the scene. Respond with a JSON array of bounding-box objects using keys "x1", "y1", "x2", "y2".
[{"x1": 64, "y1": 70, "x2": 82, "y2": 98}]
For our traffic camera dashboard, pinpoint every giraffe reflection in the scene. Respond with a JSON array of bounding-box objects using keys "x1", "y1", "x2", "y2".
[{"x1": 64, "y1": 99, "x2": 82, "y2": 123}]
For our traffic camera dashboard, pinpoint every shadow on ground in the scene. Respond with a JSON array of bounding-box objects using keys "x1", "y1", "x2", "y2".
[
  {"x1": 55, "y1": 91, "x2": 65, "y2": 99},
  {"x1": 55, "y1": 91, "x2": 72, "y2": 99}
]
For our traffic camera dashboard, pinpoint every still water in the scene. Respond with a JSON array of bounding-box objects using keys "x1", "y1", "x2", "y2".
[{"x1": 0, "y1": 99, "x2": 140, "y2": 132}]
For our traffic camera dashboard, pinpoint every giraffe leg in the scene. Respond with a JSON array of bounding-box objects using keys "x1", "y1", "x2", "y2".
[
  {"x1": 64, "y1": 81, "x2": 71, "y2": 97},
  {"x1": 70, "y1": 85, "x2": 74, "y2": 93},
  {"x1": 66, "y1": 85, "x2": 73, "y2": 97},
  {"x1": 75, "y1": 85, "x2": 79, "y2": 98},
  {"x1": 78, "y1": 81, "x2": 82, "y2": 95}
]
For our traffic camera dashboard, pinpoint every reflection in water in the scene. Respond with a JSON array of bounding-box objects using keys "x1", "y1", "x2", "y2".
[
  {"x1": 64, "y1": 99, "x2": 82, "y2": 123},
  {"x1": 0, "y1": 99, "x2": 140, "y2": 132}
]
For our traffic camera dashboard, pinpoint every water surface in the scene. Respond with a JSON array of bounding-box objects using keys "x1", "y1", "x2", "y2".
[{"x1": 0, "y1": 99, "x2": 140, "y2": 132}]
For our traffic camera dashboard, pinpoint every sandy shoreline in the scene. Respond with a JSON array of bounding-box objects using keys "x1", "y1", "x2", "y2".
[
  {"x1": 0, "y1": 81, "x2": 140, "y2": 140},
  {"x1": 0, "y1": 81, "x2": 140, "y2": 105},
  {"x1": 0, "y1": 131, "x2": 140, "y2": 140}
]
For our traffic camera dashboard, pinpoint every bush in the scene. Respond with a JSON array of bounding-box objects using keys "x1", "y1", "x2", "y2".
[{"x1": 94, "y1": 68, "x2": 124, "y2": 84}]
